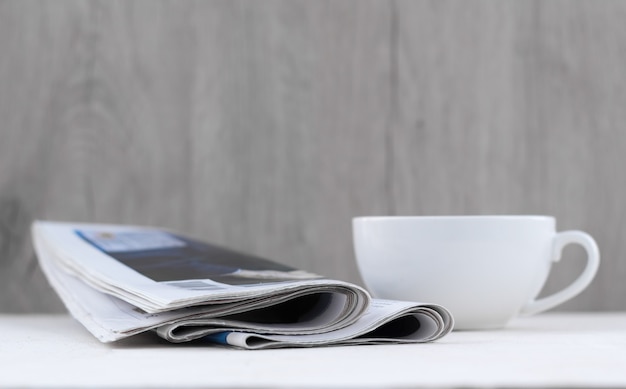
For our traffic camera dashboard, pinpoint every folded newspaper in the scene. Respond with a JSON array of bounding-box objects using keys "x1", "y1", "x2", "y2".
[{"x1": 32, "y1": 221, "x2": 453, "y2": 349}]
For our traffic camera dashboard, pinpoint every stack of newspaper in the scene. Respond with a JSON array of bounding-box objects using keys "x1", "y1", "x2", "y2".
[{"x1": 32, "y1": 221, "x2": 453, "y2": 349}]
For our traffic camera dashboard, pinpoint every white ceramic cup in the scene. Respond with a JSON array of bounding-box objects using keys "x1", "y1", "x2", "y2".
[{"x1": 353, "y1": 215, "x2": 600, "y2": 330}]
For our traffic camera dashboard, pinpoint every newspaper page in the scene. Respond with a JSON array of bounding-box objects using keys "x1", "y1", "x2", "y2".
[
  {"x1": 33, "y1": 220, "x2": 453, "y2": 348},
  {"x1": 34, "y1": 221, "x2": 368, "y2": 313},
  {"x1": 33, "y1": 221, "x2": 368, "y2": 336},
  {"x1": 158, "y1": 299, "x2": 454, "y2": 349}
]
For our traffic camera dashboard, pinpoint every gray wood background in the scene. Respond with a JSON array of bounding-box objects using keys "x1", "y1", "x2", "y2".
[{"x1": 1, "y1": 0, "x2": 624, "y2": 313}]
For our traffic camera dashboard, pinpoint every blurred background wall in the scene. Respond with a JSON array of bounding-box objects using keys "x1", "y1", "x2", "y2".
[{"x1": 1, "y1": 0, "x2": 624, "y2": 312}]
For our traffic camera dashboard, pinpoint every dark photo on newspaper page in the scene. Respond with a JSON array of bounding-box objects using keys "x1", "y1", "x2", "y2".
[{"x1": 76, "y1": 229, "x2": 321, "y2": 288}]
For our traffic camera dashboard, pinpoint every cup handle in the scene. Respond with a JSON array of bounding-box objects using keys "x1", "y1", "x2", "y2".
[{"x1": 519, "y1": 230, "x2": 600, "y2": 316}]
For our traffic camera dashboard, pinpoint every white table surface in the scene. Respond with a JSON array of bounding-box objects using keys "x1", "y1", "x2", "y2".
[{"x1": 2, "y1": 312, "x2": 625, "y2": 388}]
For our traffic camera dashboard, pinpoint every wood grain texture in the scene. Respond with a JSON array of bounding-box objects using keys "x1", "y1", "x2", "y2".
[{"x1": 1, "y1": 0, "x2": 624, "y2": 312}]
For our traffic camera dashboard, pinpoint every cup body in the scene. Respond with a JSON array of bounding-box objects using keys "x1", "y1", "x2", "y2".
[{"x1": 353, "y1": 216, "x2": 557, "y2": 329}]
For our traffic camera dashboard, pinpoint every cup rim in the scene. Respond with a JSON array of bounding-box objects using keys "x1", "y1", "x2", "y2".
[{"x1": 353, "y1": 215, "x2": 555, "y2": 222}]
